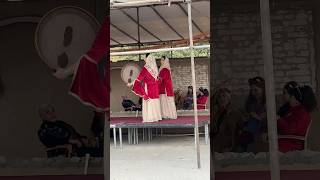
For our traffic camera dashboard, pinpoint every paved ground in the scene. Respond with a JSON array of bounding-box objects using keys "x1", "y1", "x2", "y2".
[{"x1": 110, "y1": 135, "x2": 210, "y2": 180}]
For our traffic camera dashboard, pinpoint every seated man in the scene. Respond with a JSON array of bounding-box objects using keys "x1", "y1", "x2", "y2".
[
  {"x1": 121, "y1": 96, "x2": 141, "y2": 111},
  {"x1": 37, "y1": 104, "x2": 103, "y2": 157}
]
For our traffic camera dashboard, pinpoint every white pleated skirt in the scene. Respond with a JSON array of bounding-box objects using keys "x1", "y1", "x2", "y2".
[
  {"x1": 142, "y1": 98, "x2": 162, "y2": 122},
  {"x1": 160, "y1": 94, "x2": 177, "y2": 119}
]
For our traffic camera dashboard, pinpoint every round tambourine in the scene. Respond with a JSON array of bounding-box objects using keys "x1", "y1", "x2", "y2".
[
  {"x1": 121, "y1": 63, "x2": 141, "y2": 84},
  {"x1": 35, "y1": 6, "x2": 100, "y2": 71}
]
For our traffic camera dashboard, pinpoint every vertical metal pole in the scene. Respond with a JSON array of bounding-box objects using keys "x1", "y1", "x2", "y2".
[
  {"x1": 137, "y1": 7, "x2": 141, "y2": 60},
  {"x1": 143, "y1": 128, "x2": 145, "y2": 141},
  {"x1": 119, "y1": 128, "x2": 123, "y2": 150},
  {"x1": 128, "y1": 128, "x2": 131, "y2": 144},
  {"x1": 133, "y1": 128, "x2": 136, "y2": 144},
  {"x1": 259, "y1": 0, "x2": 280, "y2": 180},
  {"x1": 187, "y1": 0, "x2": 201, "y2": 169},
  {"x1": 205, "y1": 124, "x2": 209, "y2": 145},
  {"x1": 84, "y1": 153, "x2": 90, "y2": 175},
  {"x1": 210, "y1": 0, "x2": 215, "y2": 178},
  {"x1": 103, "y1": 112, "x2": 110, "y2": 180},
  {"x1": 113, "y1": 127, "x2": 117, "y2": 148},
  {"x1": 96, "y1": 0, "x2": 108, "y2": 177},
  {"x1": 136, "y1": 128, "x2": 139, "y2": 144}
]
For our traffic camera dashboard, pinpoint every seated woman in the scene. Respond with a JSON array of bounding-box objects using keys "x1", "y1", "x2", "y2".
[
  {"x1": 197, "y1": 87, "x2": 209, "y2": 110},
  {"x1": 277, "y1": 81, "x2": 317, "y2": 153},
  {"x1": 238, "y1": 77, "x2": 267, "y2": 152},
  {"x1": 183, "y1": 86, "x2": 193, "y2": 110},
  {"x1": 212, "y1": 88, "x2": 245, "y2": 152},
  {"x1": 174, "y1": 89, "x2": 184, "y2": 110}
]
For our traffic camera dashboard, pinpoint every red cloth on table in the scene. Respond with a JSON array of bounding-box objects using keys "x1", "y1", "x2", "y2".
[
  {"x1": 277, "y1": 104, "x2": 311, "y2": 153},
  {"x1": 132, "y1": 67, "x2": 159, "y2": 100},
  {"x1": 69, "y1": 18, "x2": 109, "y2": 112},
  {"x1": 159, "y1": 68, "x2": 174, "y2": 97}
]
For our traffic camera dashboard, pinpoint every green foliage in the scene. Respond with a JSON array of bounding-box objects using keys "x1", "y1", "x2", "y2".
[{"x1": 111, "y1": 45, "x2": 210, "y2": 62}]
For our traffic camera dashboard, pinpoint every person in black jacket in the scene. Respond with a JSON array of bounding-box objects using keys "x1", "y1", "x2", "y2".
[
  {"x1": 37, "y1": 104, "x2": 103, "y2": 157},
  {"x1": 121, "y1": 96, "x2": 141, "y2": 111}
]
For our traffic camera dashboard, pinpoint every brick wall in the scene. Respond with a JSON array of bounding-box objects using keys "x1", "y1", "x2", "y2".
[
  {"x1": 111, "y1": 57, "x2": 210, "y2": 90},
  {"x1": 212, "y1": 7, "x2": 315, "y2": 95}
]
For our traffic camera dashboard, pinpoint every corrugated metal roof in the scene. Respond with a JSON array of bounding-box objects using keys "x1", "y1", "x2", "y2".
[{"x1": 110, "y1": 0, "x2": 209, "y2": 47}]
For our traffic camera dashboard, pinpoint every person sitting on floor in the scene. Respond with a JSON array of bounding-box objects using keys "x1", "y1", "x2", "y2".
[
  {"x1": 37, "y1": 104, "x2": 103, "y2": 157},
  {"x1": 121, "y1": 96, "x2": 141, "y2": 111}
]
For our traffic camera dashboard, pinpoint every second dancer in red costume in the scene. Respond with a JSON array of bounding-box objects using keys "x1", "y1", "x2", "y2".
[{"x1": 159, "y1": 56, "x2": 177, "y2": 119}]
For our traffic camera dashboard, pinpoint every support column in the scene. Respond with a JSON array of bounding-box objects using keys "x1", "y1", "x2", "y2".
[{"x1": 259, "y1": 1, "x2": 280, "y2": 180}]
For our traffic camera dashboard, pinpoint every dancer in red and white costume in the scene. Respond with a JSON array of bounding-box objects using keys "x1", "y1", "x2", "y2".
[
  {"x1": 53, "y1": 18, "x2": 109, "y2": 112},
  {"x1": 128, "y1": 54, "x2": 162, "y2": 122},
  {"x1": 159, "y1": 56, "x2": 177, "y2": 119}
]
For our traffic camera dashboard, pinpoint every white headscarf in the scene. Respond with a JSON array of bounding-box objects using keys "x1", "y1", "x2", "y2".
[
  {"x1": 159, "y1": 57, "x2": 171, "y2": 72},
  {"x1": 144, "y1": 54, "x2": 159, "y2": 79}
]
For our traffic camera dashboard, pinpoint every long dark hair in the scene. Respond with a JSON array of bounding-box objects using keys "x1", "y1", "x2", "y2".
[
  {"x1": 284, "y1": 81, "x2": 317, "y2": 112},
  {"x1": 187, "y1": 86, "x2": 193, "y2": 95},
  {"x1": 245, "y1": 76, "x2": 266, "y2": 112},
  {"x1": 98, "y1": 55, "x2": 108, "y2": 82},
  {"x1": 0, "y1": 75, "x2": 4, "y2": 97}
]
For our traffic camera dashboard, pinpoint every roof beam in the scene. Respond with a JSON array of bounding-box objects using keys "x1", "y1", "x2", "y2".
[
  {"x1": 151, "y1": 6, "x2": 185, "y2": 39},
  {"x1": 110, "y1": 37, "x2": 210, "y2": 48},
  {"x1": 110, "y1": 37, "x2": 123, "y2": 45},
  {"x1": 177, "y1": 3, "x2": 203, "y2": 33},
  {"x1": 111, "y1": 23, "x2": 139, "y2": 43},
  {"x1": 120, "y1": 9, "x2": 163, "y2": 42}
]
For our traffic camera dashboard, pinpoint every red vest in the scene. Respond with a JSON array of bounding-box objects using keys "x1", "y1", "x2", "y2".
[{"x1": 132, "y1": 67, "x2": 159, "y2": 99}]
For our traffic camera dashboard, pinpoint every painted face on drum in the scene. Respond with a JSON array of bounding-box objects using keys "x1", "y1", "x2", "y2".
[{"x1": 57, "y1": 26, "x2": 73, "y2": 68}]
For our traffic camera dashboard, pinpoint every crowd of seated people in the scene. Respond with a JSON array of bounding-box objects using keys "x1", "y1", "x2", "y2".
[
  {"x1": 212, "y1": 76, "x2": 319, "y2": 154},
  {"x1": 37, "y1": 104, "x2": 103, "y2": 158},
  {"x1": 174, "y1": 86, "x2": 209, "y2": 110}
]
